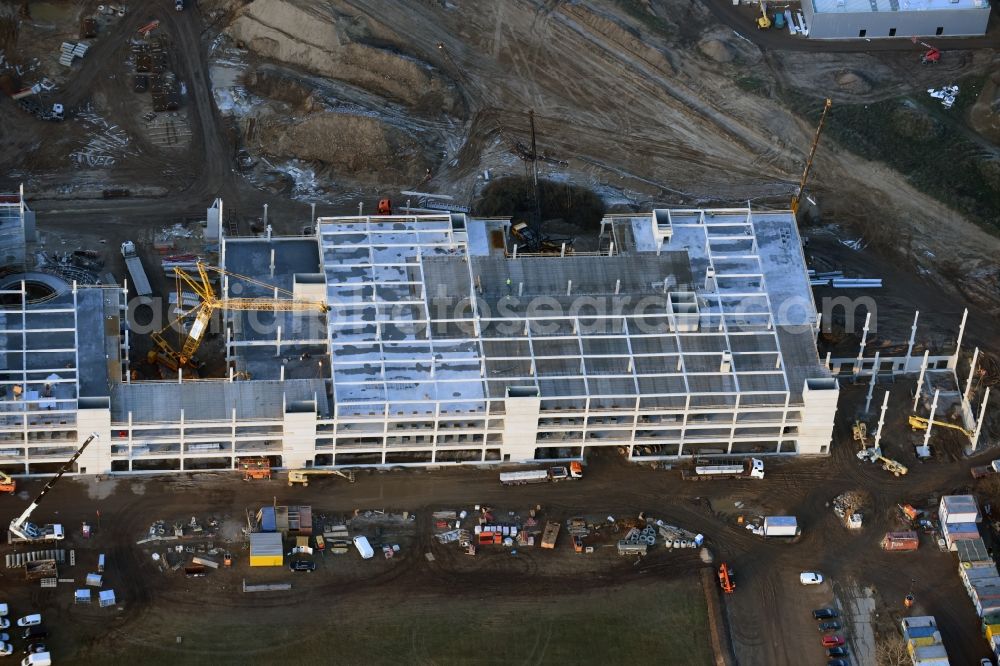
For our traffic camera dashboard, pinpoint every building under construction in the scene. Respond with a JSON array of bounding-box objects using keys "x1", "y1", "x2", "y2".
[{"x1": 0, "y1": 201, "x2": 855, "y2": 475}]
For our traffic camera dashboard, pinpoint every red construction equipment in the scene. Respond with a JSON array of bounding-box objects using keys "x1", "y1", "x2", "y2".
[
  {"x1": 239, "y1": 457, "x2": 271, "y2": 481},
  {"x1": 376, "y1": 198, "x2": 392, "y2": 215},
  {"x1": 911, "y1": 36, "x2": 940, "y2": 64},
  {"x1": 137, "y1": 20, "x2": 160, "y2": 36},
  {"x1": 718, "y1": 563, "x2": 735, "y2": 593}
]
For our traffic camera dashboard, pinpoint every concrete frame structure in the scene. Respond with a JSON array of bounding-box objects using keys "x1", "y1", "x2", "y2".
[
  {"x1": 0, "y1": 205, "x2": 847, "y2": 476},
  {"x1": 802, "y1": 0, "x2": 990, "y2": 39}
]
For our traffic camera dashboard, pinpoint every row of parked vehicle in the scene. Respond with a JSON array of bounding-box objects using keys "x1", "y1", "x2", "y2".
[
  {"x1": 0, "y1": 607, "x2": 51, "y2": 665},
  {"x1": 811, "y1": 607, "x2": 848, "y2": 665}
]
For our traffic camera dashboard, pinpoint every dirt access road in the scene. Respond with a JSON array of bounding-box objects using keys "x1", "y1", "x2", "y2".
[{"x1": 0, "y1": 387, "x2": 997, "y2": 665}]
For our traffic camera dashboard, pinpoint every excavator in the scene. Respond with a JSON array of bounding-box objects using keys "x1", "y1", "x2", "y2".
[
  {"x1": 0, "y1": 470, "x2": 14, "y2": 494},
  {"x1": 287, "y1": 469, "x2": 356, "y2": 487},
  {"x1": 9, "y1": 432, "x2": 99, "y2": 542},
  {"x1": 151, "y1": 261, "x2": 330, "y2": 369},
  {"x1": 853, "y1": 420, "x2": 909, "y2": 477},
  {"x1": 908, "y1": 415, "x2": 974, "y2": 438},
  {"x1": 911, "y1": 36, "x2": 941, "y2": 64}
]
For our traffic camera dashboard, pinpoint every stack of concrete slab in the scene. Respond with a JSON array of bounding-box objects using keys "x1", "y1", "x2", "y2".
[
  {"x1": 940, "y1": 495, "x2": 982, "y2": 550},
  {"x1": 900, "y1": 616, "x2": 950, "y2": 665},
  {"x1": 58, "y1": 42, "x2": 90, "y2": 67}
]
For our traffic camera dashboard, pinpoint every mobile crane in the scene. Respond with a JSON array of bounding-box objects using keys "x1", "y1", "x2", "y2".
[
  {"x1": 151, "y1": 261, "x2": 330, "y2": 369},
  {"x1": 854, "y1": 420, "x2": 908, "y2": 476},
  {"x1": 0, "y1": 470, "x2": 14, "y2": 494},
  {"x1": 287, "y1": 469, "x2": 356, "y2": 487},
  {"x1": 907, "y1": 415, "x2": 974, "y2": 438},
  {"x1": 790, "y1": 98, "x2": 832, "y2": 216},
  {"x1": 9, "y1": 432, "x2": 99, "y2": 542}
]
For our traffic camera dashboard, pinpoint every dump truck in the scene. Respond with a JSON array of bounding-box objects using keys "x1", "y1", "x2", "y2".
[
  {"x1": 120, "y1": 241, "x2": 152, "y2": 297},
  {"x1": 682, "y1": 458, "x2": 764, "y2": 481},
  {"x1": 972, "y1": 460, "x2": 1000, "y2": 479},
  {"x1": 499, "y1": 462, "x2": 583, "y2": 486},
  {"x1": 881, "y1": 531, "x2": 919, "y2": 551},
  {"x1": 541, "y1": 521, "x2": 560, "y2": 549}
]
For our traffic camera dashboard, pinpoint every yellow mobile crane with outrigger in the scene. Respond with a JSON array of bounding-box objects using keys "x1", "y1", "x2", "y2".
[
  {"x1": 149, "y1": 261, "x2": 330, "y2": 371},
  {"x1": 790, "y1": 98, "x2": 832, "y2": 216}
]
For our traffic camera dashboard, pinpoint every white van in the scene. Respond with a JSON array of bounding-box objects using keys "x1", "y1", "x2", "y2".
[
  {"x1": 22, "y1": 652, "x2": 51, "y2": 666},
  {"x1": 353, "y1": 536, "x2": 374, "y2": 560}
]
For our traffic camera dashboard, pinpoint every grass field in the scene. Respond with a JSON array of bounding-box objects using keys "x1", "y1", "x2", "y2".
[{"x1": 87, "y1": 577, "x2": 714, "y2": 666}]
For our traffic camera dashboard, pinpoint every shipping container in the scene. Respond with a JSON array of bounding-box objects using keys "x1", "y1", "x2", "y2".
[
  {"x1": 881, "y1": 531, "x2": 919, "y2": 551},
  {"x1": 763, "y1": 516, "x2": 798, "y2": 537},
  {"x1": 940, "y1": 494, "x2": 981, "y2": 524},
  {"x1": 249, "y1": 532, "x2": 283, "y2": 567},
  {"x1": 957, "y1": 538, "x2": 992, "y2": 565}
]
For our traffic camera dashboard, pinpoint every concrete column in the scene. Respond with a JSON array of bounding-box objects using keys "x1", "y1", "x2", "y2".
[
  {"x1": 950, "y1": 308, "x2": 968, "y2": 370},
  {"x1": 912, "y1": 350, "x2": 930, "y2": 412},
  {"x1": 905, "y1": 310, "x2": 919, "y2": 369},
  {"x1": 872, "y1": 390, "x2": 890, "y2": 451},
  {"x1": 855, "y1": 312, "x2": 871, "y2": 380},
  {"x1": 972, "y1": 386, "x2": 991, "y2": 453},
  {"x1": 921, "y1": 390, "x2": 940, "y2": 454},
  {"x1": 964, "y1": 347, "x2": 980, "y2": 403},
  {"x1": 865, "y1": 351, "x2": 880, "y2": 414}
]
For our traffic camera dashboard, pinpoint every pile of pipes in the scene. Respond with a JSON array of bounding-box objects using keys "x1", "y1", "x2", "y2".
[{"x1": 59, "y1": 42, "x2": 89, "y2": 67}]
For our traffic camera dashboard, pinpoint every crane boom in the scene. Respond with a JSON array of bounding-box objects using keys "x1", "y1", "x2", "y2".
[
  {"x1": 791, "y1": 98, "x2": 832, "y2": 215},
  {"x1": 153, "y1": 262, "x2": 330, "y2": 368},
  {"x1": 9, "y1": 432, "x2": 99, "y2": 540}
]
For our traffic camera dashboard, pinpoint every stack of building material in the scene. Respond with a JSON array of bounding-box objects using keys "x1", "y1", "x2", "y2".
[
  {"x1": 59, "y1": 42, "x2": 89, "y2": 67},
  {"x1": 900, "y1": 616, "x2": 950, "y2": 665},
  {"x1": 940, "y1": 495, "x2": 982, "y2": 550}
]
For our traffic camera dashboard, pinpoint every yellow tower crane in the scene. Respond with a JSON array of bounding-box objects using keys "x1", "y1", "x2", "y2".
[
  {"x1": 150, "y1": 261, "x2": 329, "y2": 369},
  {"x1": 791, "y1": 98, "x2": 832, "y2": 216}
]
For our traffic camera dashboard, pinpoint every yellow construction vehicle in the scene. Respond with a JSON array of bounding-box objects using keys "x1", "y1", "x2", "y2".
[
  {"x1": 152, "y1": 261, "x2": 330, "y2": 368},
  {"x1": 0, "y1": 470, "x2": 15, "y2": 495},
  {"x1": 854, "y1": 420, "x2": 908, "y2": 476},
  {"x1": 908, "y1": 415, "x2": 974, "y2": 438},
  {"x1": 790, "y1": 98, "x2": 832, "y2": 215},
  {"x1": 756, "y1": 1, "x2": 772, "y2": 29},
  {"x1": 287, "y1": 469, "x2": 356, "y2": 487}
]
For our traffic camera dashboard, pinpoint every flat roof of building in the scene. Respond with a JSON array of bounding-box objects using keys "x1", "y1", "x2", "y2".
[{"x1": 812, "y1": 0, "x2": 988, "y2": 14}]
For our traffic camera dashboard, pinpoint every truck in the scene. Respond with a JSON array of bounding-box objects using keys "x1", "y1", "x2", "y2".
[
  {"x1": 681, "y1": 458, "x2": 765, "y2": 481},
  {"x1": 499, "y1": 462, "x2": 583, "y2": 486},
  {"x1": 762, "y1": 515, "x2": 799, "y2": 538},
  {"x1": 120, "y1": 241, "x2": 152, "y2": 297},
  {"x1": 353, "y1": 535, "x2": 374, "y2": 560},
  {"x1": 541, "y1": 521, "x2": 560, "y2": 549},
  {"x1": 972, "y1": 460, "x2": 1000, "y2": 479},
  {"x1": 881, "y1": 531, "x2": 919, "y2": 551}
]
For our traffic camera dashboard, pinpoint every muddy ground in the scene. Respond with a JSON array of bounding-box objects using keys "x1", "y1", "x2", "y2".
[{"x1": 0, "y1": 384, "x2": 996, "y2": 665}]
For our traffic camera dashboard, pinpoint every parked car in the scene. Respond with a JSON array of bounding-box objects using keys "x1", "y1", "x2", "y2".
[
  {"x1": 827, "y1": 646, "x2": 848, "y2": 657},
  {"x1": 288, "y1": 560, "x2": 316, "y2": 572},
  {"x1": 23, "y1": 642, "x2": 46, "y2": 655},
  {"x1": 0, "y1": 634, "x2": 7, "y2": 643},
  {"x1": 828, "y1": 660, "x2": 848, "y2": 666},
  {"x1": 980, "y1": 660, "x2": 993, "y2": 666},
  {"x1": 0, "y1": 604, "x2": 7, "y2": 617},
  {"x1": 16, "y1": 615, "x2": 41, "y2": 628},
  {"x1": 0, "y1": 643, "x2": 11, "y2": 657},
  {"x1": 822, "y1": 635, "x2": 846, "y2": 648},
  {"x1": 813, "y1": 608, "x2": 839, "y2": 619},
  {"x1": 819, "y1": 621, "x2": 842, "y2": 632},
  {"x1": 800, "y1": 572, "x2": 824, "y2": 585}
]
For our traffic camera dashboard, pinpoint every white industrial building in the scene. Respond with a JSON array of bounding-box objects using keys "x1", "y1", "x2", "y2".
[
  {"x1": 802, "y1": 0, "x2": 990, "y2": 39},
  {"x1": 0, "y1": 203, "x2": 845, "y2": 476}
]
